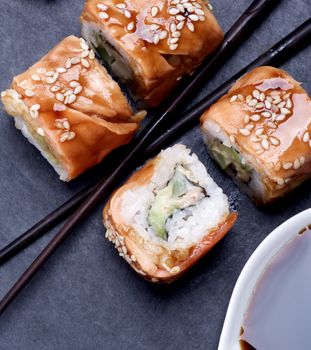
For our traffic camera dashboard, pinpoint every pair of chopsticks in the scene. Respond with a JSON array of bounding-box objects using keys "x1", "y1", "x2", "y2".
[{"x1": 1, "y1": 5, "x2": 310, "y2": 316}]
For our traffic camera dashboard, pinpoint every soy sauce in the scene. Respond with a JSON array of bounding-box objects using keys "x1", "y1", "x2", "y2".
[{"x1": 240, "y1": 226, "x2": 311, "y2": 350}]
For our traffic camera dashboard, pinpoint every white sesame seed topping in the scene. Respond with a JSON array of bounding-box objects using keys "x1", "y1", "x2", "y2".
[
  {"x1": 97, "y1": 3, "x2": 108, "y2": 11},
  {"x1": 303, "y1": 131, "x2": 310, "y2": 143},
  {"x1": 74, "y1": 86, "x2": 83, "y2": 95},
  {"x1": 283, "y1": 162, "x2": 293, "y2": 170},
  {"x1": 169, "y1": 44, "x2": 178, "y2": 51},
  {"x1": 56, "y1": 93, "x2": 64, "y2": 102},
  {"x1": 31, "y1": 74, "x2": 41, "y2": 81},
  {"x1": 56, "y1": 67, "x2": 67, "y2": 74},
  {"x1": 25, "y1": 89, "x2": 35, "y2": 97},
  {"x1": 270, "y1": 137, "x2": 280, "y2": 146},
  {"x1": 37, "y1": 128, "x2": 45, "y2": 137},
  {"x1": 187, "y1": 22, "x2": 195, "y2": 32},
  {"x1": 89, "y1": 50, "x2": 95, "y2": 60},
  {"x1": 81, "y1": 59, "x2": 90, "y2": 68},
  {"x1": 230, "y1": 95, "x2": 237, "y2": 103},
  {"x1": 250, "y1": 114, "x2": 260, "y2": 122},
  {"x1": 239, "y1": 128, "x2": 251, "y2": 136},
  {"x1": 300, "y1": 156, "x2": 305, "y2": 165},
  {"x1": 124, "y1": 10, "x2": 131, "y2": 18},
  {"x1": 99, "y1": 12, "x2": 109, "y2": 19},
  {"x1": 169, "y1": 7, "x2": 179, "y2": 15},
  {"x1": 261, "y1": 139, "x2": 269, "y2": 150},
  {"x1": 70, "y1": 57, "x2": 80, "y2": 65},
  {"x1": 151, "y1": 6, "x2": 159, "y2": 17},
  {"x1": 127, "y1": 21, "x2": 135, "y2": 31},
  {"x1": 293, "y1": 159, "x2": 301, "y2": 170}
]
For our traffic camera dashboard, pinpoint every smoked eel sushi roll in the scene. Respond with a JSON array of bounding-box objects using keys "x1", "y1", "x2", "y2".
[
  {"x1": 103, "y1": 144, "x2": 237, "y2": 283},
  {"x1": 81, "y1": 0, "x2": 224, "y2": 106},
  {"x1": 1, "y1": 35, "x2": 144, "y2": 181},
  {"x1": 201, "y1": 66, "x2": 311, "y2": 205}
]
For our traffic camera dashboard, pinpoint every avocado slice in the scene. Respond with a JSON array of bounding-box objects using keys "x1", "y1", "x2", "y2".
[
  {"x1": 148, "y1": 167, "x2": 204, "y2": 240},
  {"x1": 210, "y1": 140, "x2": 252, "y2": 182}
]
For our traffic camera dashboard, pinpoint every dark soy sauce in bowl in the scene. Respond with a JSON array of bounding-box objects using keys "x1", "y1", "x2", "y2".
[{"x1": 240, "y1": 226, "x2": 311, "y2": 350}]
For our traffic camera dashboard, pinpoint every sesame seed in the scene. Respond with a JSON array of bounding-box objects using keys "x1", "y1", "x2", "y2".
[
  {"x1": 25, "y1": 89, "x2": 35, "y2": 97},
  {"x1": 250, "y1": 114, "x2": 260, "y2": 122},
  {"x1": 248, "y1": 99, "x2": 257, "y2": 107},
  {"x1": 187, "y1": 22, "x2": 195, "y2": 32},
  {"x1": 246, "y1": 95, "x2": 252, "y2": 104},
  {"x1": 293, "y1": 159, "x2": 301, "y2": 169},
  {"x1": 303, "y1": 131, "x2": 310, "y2": 143},
  {"x1": 56, "y1": 93, "x2": 64, "y2": 102},
  {"x1": 89, "y1": 50, "x2": 95, "y2": 60},
  {"x1": 56, "y1": 67, "x2": 67, "y2": 73},
  {"x1": 262, "y1": 111, "x2": 271, "y2": 118},
  {"x1": 176, "y1": 15, "x2": 185, "y2": 21},
  {"x1": 253, "y1": 90, "x2": 260, "y2": 99},
  {"x1": 45, "y1": 71, "x2": 54, "y2": 77},
  {"x1": 276, "y1": 178, "x2": 284, "y2": 186},
  {"x1": 70, "y1": 57, "x2": 80, "y2": 65},
  {"x1": 256, "y1": 102, "x2": 265, "y2": 109},
  {"x1": 65, "y1": 59, "x2": 72, "y2": 69},
  {"x1": 50, "y1": 85, "x2": 60, "y2": 92},
  {"x1": 97, "y1": 3, "x2": 108, "y2": 11},
  {"x1": 276, "y1": 114, "x2": 286, "y2": 122},
  {"x1": 244, "y1": 115, "x2": 250, "y2": 124},
  {"x1": 283, "y1": 162, "x2": 293, "y2": 170},
  {"x1": 151, "y1": 6, "x2": 159, "y2": 17},
  {"x1": 267, "y1": 121, "x2": 277, "y2": 129},
  {"x1": 230, "y1": 95, "x2": 237, "y2": 103},
  {"x1": 177, "y1": 3, "x2": 185, "y2": 12},
  {"x1": 281, "y1": 107, "x2": 290, "y2": 115},
  {"x1": 31, "y1": 74, "x2": 41, "y2": 81},
  {"x1": 37, "y1": 128, "x2": 45, "y2": 137},
  {"x1": 237, "y1": 94, "x2": 244, "y2": 101},
  {"x1": 169, "y1": 38, "x2": 179, "y2": 44},
  {"x1": 189, "y1": 14, "x2": 199, "y2": 21},
  {"x1": 46, "y1": 77, "x2": 56, "y2": 84},
  {"x1": 270, "y1": 137, "x2": 280, "y2": 146},
  {"x1": 159, "y1": 30, "x2": 168, "y2": 39},
  {"x1": 69, "y1": 81, "x2": 80, "y2": 88},
  {"x1": 286, "y1": 98, "x2": 292, "y2": 108},
  {"x1": 66, "y1": 94, "x2": 77, "y2": 105},
  {"x1": 151, "y1": 24, "x2": 160, "y2": 30},
  {"x1": 239, "y1": 128, "x2": 251, "y2": 136},
  {"x1": 260, "y1": 93, "x2": 266, "y2": 102},
  {"x1": 169, "y1": 7, "x2": 179, "y2": 15},
  {"x1": 177, "y1": 21, "x2": 184, "y2": 30},
  {"x1": 170, "y1": 23, "x2": 177, "y2": 33},
  {"x1": 30, "y1": 104, "x2": 40, "y2": 111},
  {"x1": 195, "y1": 8, "x2": 205, "y2": 15},
  {"x1": 30, "y1": 110, "x2": 38, "y2": 119},
  {"x1": 274, "y1": 162, "x2": 282, "y2": 171},
  {"x1": 300, "y1": 156, "x2": 305, "y2": 165},
  {"x1": 81, "y1": 59, "x2": 90, "y2": 68},
  {"x1": 172, "y1": 31, "x2": 181, "y2": 38},
  {"x1": 124, "y1": 9, "x2": 131, "y2": 18},
  {"x1": 255, "y1": 128, "x2": 264, "y2": 136},
  {"x1": 64, "y1": 89, "x2": 74, "y2": 97},
  {"x1": 261, "y1": 139, "x2": 269, "y2": 150},
  {"x1": 99, "y1": 12, "x2": 109, "y2": 19},
  {"x1": 153, "y1": 34, "x2": 160, "y2": 45},
  {"x1": 81, "y1": 50, "x2": 90, "y2": 58},
  {"x1": 127, "y1": 21, "x2": 135, "y2": 31},
  {"x1": 230, "y1": 135, "x2": 236, "y2": 144},
  {"x1": 169, "y1": 44, "x2": 178, "y2": 51},
  {"x1": 19, "y1": 80, "x2": 28, "y2": 88},
  {"x1": 278, "y1": 101, "x2": 286, "y2": 108},
  {"x1": 264, "y1": 100, "x2": 271, "y2": 109},
  {"x1": 73, "y1": 86, "x2": 82, "y2": 96}
]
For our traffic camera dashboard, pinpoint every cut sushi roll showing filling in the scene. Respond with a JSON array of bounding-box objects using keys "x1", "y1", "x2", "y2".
[
  {"x1": 1, "y1": 36, "x2": 144, "y2": 181},
  {"x1": 81, "y1": 0, "x2": 224, "y2": 106},
  {"x1": 103, "y1": 144, "x2": 237, "y2": 283},
  {"x1": 201, "y1": 66, "x2": 311, "y2": 205}
]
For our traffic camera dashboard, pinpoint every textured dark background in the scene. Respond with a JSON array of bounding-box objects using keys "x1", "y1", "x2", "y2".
[{"x1": 0, "y1": 1, "x2": 310, "y2": 349}]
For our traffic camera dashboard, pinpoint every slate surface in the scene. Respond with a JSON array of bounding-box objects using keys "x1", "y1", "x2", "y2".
[{"x1": 0, "y1": 1, "x2": 310, "y2": 349}]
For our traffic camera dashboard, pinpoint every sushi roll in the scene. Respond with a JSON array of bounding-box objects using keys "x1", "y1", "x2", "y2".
[
  {"x1": 200, "y1": 66, "x2": 311, "y2": 205},
  {"x1": 81, "y1": 0, "x2": 224, "y2": 106},
  {"x1": 103, "y1": 144, "x2": 237, "y2": 283},
  {"x1": 1, "y1": 36, "x2": 144, "y2": 181}
]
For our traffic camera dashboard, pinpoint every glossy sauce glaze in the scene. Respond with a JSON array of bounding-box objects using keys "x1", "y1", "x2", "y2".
[{"x1": 240, "y1": 226, "x2": 311, "y2": 350}]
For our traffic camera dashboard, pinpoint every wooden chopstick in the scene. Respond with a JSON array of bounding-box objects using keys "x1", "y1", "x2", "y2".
[
  {"x1": 0, "y1": 0, "x2": 280, "y2": 266},
  {"x1": 1, "y1": 18, "x2": 310, "y2": 316}
]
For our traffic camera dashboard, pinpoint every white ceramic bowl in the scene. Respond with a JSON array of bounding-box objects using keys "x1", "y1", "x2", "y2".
[{"x1": 218, "y1": 208, "x2": 311, "y2": 350}]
